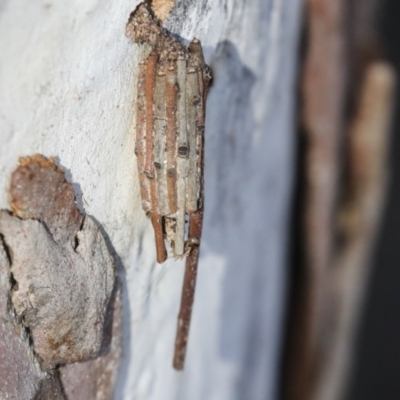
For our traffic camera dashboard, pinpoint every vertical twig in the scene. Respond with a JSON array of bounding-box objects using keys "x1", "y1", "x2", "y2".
[
  {"x1": 173, "y1": 55, "x2": 209, "y2": 369},
  {"x1": 144, "y1": 52, "x2": 158, "y2": 179},
  {"x1": 165, "y1": 65, "x2": 178, "y2": 214},
  {"x1": 185, "y1": 67, "x2": 201, "y2": 213},
  {"x1": 175, "y1": 56, "x2": 188, "y2": 257},
  {"x1": 154, "y1": 69, "x2": 168, "y2": 215},
  {"x1": 173, "y1": 210, "x2": 203, "y2": 370},
  {"x1": 135, "y1": 60, "x2": 151, "y2": 214},
  {"x1": 145, "y1": 52, "x2": 167, "y2": 263}
]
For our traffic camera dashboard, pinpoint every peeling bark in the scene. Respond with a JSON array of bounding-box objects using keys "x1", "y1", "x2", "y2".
[
  {"x1": 151, "y1": 0, "x2": 175, "y2": 21},
  {"x1": 1, "y1": 213, "x2": 115, "y2": 368},
  {"x1": 0, "y1": 155, "x2": 118, "y2": 399},
  {"x1": 0, "y1": 235, "x2": 64, "y2": 399},
  {"x1": 60, "y1": 285, "x2": 123, "y2": 400}
]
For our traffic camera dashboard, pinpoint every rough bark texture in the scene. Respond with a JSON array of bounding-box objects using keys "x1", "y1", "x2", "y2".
[
  {"x1": 1, "y1": 213, "x2": 114, "y2": 368},
  {"x1": 0, "y1": 156, "x2": 116, "y2": 369},
  {"x1": 60, "y1": 285, "x2": 123, "y2": 400},
  {"x1": 0, "y1": 237, "x2": 64, "y2": 400},
  {"x1": 0, "y1": 0, "x2": 303, "y2": 398},
  {"x1": 0, "y1": 156, "x2": 118, "y2": 398},
  {"x1": 10, "y1": 155, "x2": 83, "y2": 244}
]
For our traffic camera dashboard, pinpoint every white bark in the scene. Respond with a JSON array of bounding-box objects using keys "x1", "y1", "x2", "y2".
[{"x1": 0, "y1": 0, "x2": 303, "y2": 399}]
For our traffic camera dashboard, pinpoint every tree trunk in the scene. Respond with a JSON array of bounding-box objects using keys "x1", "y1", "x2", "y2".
[{"x1": 0, "y1": 0, "x2": 303, "y2": 398}]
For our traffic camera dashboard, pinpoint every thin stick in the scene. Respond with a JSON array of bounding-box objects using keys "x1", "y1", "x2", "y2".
[
  {"x1": 144, "y1": 52, "x2": 158, "y2": 179},
  {"x1": 175, "y1": 56, "x2": 188, "y2": 256},
  {"x1": 145, "y1": 52, "x2": 167, "y2": 263},
  {"x1": 185, "y1": 67, "x2": 201, "y2": 213},
  {"x1": 151, "y1": 212, "x2": 167, "y2": 264},
  {"x1": 154, "y1": 70, "x2": 168, "y2": 215},
  {"x1": 135, "y1": 60, "x2": 151, "y2": 214},
  {"x1": 165, "y1": 65, "x2": 178, "y2": 214},
  {"x1": 196, "y1": 69, "x2": 206, "y2": 209},
  {"x1": 173, "y1": 210, "x2": 203, "y2": 370},
  {"x1": 173, "y1": 68, "x2": 207, "y2": 370}
]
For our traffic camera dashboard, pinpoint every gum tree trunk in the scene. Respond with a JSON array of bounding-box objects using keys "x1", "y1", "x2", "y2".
[{"x1": 0, "y1": 0, "x2": 303, "y2": 398}]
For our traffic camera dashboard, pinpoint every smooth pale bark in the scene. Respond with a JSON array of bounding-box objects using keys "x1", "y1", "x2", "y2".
[{"x1": 0, "y1": 0, "x2": 302, "y2": 399}]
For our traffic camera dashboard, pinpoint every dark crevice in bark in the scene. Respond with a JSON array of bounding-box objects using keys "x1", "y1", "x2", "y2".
[
  {"x1": 0, "y1": 233, "x2": 12, "y2": 265},
  {"x1": 54, "y1": 367, "x2": 68, "y2": 400},
  {"x1": 72, "y1": 216, "x2": 85, "y2": 252}
]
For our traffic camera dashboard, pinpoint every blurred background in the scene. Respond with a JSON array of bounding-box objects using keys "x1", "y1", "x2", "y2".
[
  {"x1": 347, "y1": 0, "x2": 400, "y2": 398},
  {"x1": 282, "y1": 0, "x2": 400, "y2": 399}
]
